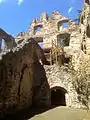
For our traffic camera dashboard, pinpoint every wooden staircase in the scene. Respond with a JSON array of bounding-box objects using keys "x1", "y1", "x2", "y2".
[{"x1": 43, "y1": 41, "x2": 65, "y2": 65}]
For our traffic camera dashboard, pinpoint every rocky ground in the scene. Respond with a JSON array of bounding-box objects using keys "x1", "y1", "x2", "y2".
[
  {"x1": 1, "y1": 105, "x2": 90, "y2": 120},
  {"x1": 30, "y1": 106, "x2": 90, "y2": 120}
]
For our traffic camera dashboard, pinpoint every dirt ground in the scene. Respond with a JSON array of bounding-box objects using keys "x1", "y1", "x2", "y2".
[{"x1": 30, "y1": 106, "x2": 90, "y2": 120}]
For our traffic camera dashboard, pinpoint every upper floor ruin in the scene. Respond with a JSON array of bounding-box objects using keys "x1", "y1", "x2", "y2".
[
  {"x1": 0, "y1": 28, "x2": 16, "y2": 52},
  {"x1": 0, "y1": 0, "x2": 90, "y2": 68},
  {"x1": 16, "y1": 10, "x2": 77, "y2": 50}
]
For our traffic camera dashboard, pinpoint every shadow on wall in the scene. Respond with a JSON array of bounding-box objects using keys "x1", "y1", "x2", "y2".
[
  {"x1": 6, "y1": 86, "x2": 68, "y2": 120},
  {"x1": 3, "y1": 65, "x2": 68, "y2": 120},
  {"x1": 0, "y1": 38, "x2": 67, "y2": 119},
  {"x1": 0, "y1": 38, "x2": 50, "y2": 119},
  {"x1": 86, "y1": 24, "x2": 90, "y2": 38},
  {"x1": 32, "y1": 62, "x2": 50, "y2": 107},
  {"x1": 5, "y1": 62, "x2": 51, "y2": 120}
]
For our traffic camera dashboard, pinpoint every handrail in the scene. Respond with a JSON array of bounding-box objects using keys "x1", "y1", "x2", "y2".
[
  {"x1": 43, "y1": 40, "x2": 65, "y2": 65},
  {"x1": 50, "y1": 40, "x2": 64, "y2": 65}
]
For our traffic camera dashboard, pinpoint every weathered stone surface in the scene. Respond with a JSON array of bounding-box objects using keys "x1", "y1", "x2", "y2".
[
  {"x1": 44, "y1": 65, "x2": 85, "y2": 109},
  {"x1": 0, "y1": 1, "x2": 90, "y2": 118},
  {"x1": 0, "y1": 38, "x2": 49, "y2": 116},
  {"x1": 0, "y1": 28, "x2": 16, "y2": 51},
  {"x1": 14, "y1": 0, "x2": 90, "y2": 110}
]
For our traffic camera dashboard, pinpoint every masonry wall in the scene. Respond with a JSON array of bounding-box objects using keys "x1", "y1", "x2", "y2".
[
  {"x1": 44, "y1": 65, "x2": 88, "y2": 109},
  {"x1": 0, "y1": 38, "x2": 50, "y2": 116},
  {"x1": 7, "y1": 0, "x2": 90, "y2": 111}
]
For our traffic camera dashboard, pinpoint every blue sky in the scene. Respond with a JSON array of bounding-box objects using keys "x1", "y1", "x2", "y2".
[{"x1": 0, "y1": 0, "x2": 84, "y2": 36}]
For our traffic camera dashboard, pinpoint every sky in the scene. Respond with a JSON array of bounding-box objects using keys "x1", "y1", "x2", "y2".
[{"x1": 0, "y1": 0, "x2": 84, "y2": 36}]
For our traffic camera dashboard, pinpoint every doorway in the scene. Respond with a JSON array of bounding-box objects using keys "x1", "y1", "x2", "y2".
[{"x1": 51, "y1": 87, "x2": 67, "y2": 106}]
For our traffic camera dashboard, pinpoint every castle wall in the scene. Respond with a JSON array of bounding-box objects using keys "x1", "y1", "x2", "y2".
[
  {"x1": 69, "y1": 31, "x2": 82, "y2": 52},
  {"x1": 0, "y1": 38, "x2": 50, "y2": 115},
  {"x1": 44, "y1": 65, "x2": 85, "y2": 108},
  {"x1": 14, "y1": 1, "x2": 90, "y2": 110}
]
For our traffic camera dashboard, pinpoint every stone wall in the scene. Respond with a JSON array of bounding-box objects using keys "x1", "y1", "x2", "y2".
[
  {"x1": 0, "y1": 38, "x2": 50, "y2": 116},
  {"x1": 44, "y1": 65, "x2": 86, "y2": 109},
  {"x1": 0, "y1": 1, "x2": 90, "y2": 117},
  {"x1": 0, "y1": 28, "x2": 16, "y2": 51}
]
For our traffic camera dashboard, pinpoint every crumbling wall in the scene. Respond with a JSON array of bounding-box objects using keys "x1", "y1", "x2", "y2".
[
  {"x1": 44, "y1": 65, "x2": 87, "y2": 109},
  {"x1": 6, "y1": 0, "x2": 90, "y2": 112},
  {"x1": 79, "y1": 1, "x2": 90, "y2": 55},
  {"x1": 0, "y1": 28, "x2": 16, "y2": 51},
  {"x1": 16, "y1": 10, "x2": 77, "y2": 51},
  {"x1": 0, "y1": 38, "x2": 50, "y2": 116}
]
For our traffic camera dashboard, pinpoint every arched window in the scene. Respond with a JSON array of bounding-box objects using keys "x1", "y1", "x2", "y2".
[
  {"x1": 34, "y1": 25, "x2": 43, "y2": 34},
  {"x1": 57, "y1": 21, "x2": 69, "y2": 31}
]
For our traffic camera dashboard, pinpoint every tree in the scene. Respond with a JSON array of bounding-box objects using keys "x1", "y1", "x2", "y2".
[
  {"x1": 71, "y1": 60, "x2": 90, "y2": 110},
  {"x1": 72, "y1": 10, "x2": 82, "y2": 24}
]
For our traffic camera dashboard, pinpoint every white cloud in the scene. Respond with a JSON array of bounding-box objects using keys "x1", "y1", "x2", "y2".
[
  {"x1": 0, "y1": 0, "x2": 3, "y2": 3},
  {"x1": 0, "y1": 0, "x2": 24, "y2": 5},
  {"x1": 68, "y1": 7, "x2": 74, "y2": 14},
  {"x1": 0, "y1": 0, "x2": 6, "y2": 4},
  {"x1": 17, "y1": 0, "x2": 24, "y2": 6}
]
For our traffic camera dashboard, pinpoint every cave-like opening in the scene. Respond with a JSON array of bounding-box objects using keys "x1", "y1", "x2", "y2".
[{"x1": 51, "y1": 87, "x2": 67, "y2": 106}]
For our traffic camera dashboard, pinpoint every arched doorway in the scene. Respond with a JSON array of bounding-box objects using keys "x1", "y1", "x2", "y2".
[{"x1": 51, "y1": 86, "x2": 67, "y2": 106}]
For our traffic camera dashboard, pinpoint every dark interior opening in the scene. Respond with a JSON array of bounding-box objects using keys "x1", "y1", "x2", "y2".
[
  {"x1": 64, "y1": 57, "x2": 70, "y2": 64},
  {"x1": 34, "y1": 25, "x2": 43, "y2": 34},
  {"x1": 57, "y1": 33, "x2": 70, "y2": 47},
  {"x1": 51, "y1": 87, "x2": 67, "y2": 106}
]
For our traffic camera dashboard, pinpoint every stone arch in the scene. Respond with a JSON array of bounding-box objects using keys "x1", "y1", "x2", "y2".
[
  {"x1": 57, "y1": 20, "x2": 69, "y2": 31},
  {"x1": 34, "y1": 24, "x2": 43, "y2": 34},
  {"x1": 50, "y1": 86, "x2": 67, "y2": 106},
  {"x1": 0, "y1": 28, "x2": 16, "y2": 51}
]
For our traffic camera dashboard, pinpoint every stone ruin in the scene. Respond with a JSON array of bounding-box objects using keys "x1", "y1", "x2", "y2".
[
  {"x1": 0, "y1": 0, "x2": 90, "y2": 117},
  {"x1": 0, "y1": 28, "x2": 16, "y2": 51}
]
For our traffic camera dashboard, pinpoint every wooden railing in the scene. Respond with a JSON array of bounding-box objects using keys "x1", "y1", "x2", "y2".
[{"x1": 49, "y1": 41, "x2": 64, "y2": 65}]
